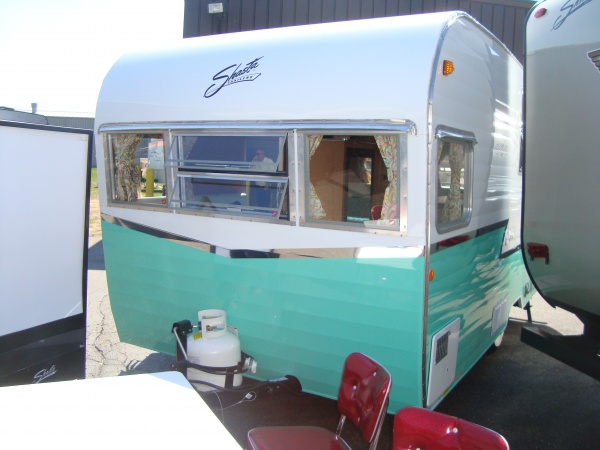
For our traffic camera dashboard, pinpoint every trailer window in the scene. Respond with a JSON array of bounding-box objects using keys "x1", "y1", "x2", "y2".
[
  {"x1": 168, "y1": 135, "x2": 285, "y2": 173},
  {"x1": 305, "y1": 134, "x2": 399, "y2": 229},
  {"x1": 436, "y1": 139, "x2": 472, "y2": 231},
  {"x1": 108, "y1": 133, "x2": 167, "y2": 205},
  {"x1": 167, "y1": 134, "x2": 289, "y2": 218}
]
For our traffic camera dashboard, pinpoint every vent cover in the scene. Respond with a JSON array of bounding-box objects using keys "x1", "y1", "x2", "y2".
[
  {"x1": 435, "y1": 331, "x2": 450, "y2": 364},
  {"x1": 492, "y1": 298, "x2": 508, "y2": 335},
  {"x1": 427, "y1": 318, "x2": 460, "y2": 407}
]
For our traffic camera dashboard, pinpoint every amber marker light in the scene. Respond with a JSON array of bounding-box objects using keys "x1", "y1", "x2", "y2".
[
  {"x1": 429, "y1": 269, "x2": 435, "y2": 282},
  {"x1": 442, "y1": 60, "x2": 454, "y2": 75}
]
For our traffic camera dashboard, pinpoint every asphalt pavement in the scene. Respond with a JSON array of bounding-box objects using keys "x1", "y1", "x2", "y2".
[{"x1": 86, "y1": 237, "x2": 600, "y2": 449}]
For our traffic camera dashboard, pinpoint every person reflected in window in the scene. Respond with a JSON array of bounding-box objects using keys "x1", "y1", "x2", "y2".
[
  {"x1": 252, "y1": 149, "x2": 274, "y2": 166},
  {"x1": 251, "y1": 149, "x2": 274, "y2": 207}
]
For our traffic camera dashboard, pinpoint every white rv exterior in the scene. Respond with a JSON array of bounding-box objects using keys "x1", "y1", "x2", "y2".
[
  {"x1": 522, "y1": 0, "x2": 600, "y2": 378},
  {"x1": 95, "y1": 11, "x2": 531, "y2": 410},
  {"x1": 0, "y1": 121, "x2": 91, "y2": 385}
]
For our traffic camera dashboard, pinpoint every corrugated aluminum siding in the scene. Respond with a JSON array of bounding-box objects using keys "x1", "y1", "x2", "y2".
[
  {"x1": 184, "y1": 0, "x2": 534, "y2": 62},
  {"x1": 46, "y1": 116, "x2": 94, "y2": 130}
]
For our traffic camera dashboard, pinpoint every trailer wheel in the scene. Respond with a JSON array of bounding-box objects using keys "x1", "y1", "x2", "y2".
[{"x1": 487, "y1": 331, "x2": 504, "y2": 354}]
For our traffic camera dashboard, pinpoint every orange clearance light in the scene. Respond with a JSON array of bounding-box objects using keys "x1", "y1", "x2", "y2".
[
  {"x1": 429, "y1": 269, "x2": 435, "y2": 282},
  {"x1": 442, "y1": 60, "x2": 454, "y2": 75}
]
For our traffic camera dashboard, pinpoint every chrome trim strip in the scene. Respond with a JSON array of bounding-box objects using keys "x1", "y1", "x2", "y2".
[
  {"x1": 424, "y1": 9, "x2": 454, "y2": 409},
  {"x1": 422, "y1": 11, "x2": 481, "y2": 406},
  {"x1": 101, "y1": 213, "x2": 425, "y2": 259},
  {"x1": 399, "y1": 133, "x2": 409, "y2": 234},
  {"x1": 98, "y1": 120, "x2": 417, "y2": 135},
  {"x1": 102, "y1": 214, "x2": 213, "y2": 252},
  {"x1": 435, "y1": 126, "x2": 478, "y2": 143},
  {"x1": 295, "y1": 219, "x2": 406, "y2": 237},
  {"x1": 292, "y1": 130, "x2": 302, "y2": 224}
]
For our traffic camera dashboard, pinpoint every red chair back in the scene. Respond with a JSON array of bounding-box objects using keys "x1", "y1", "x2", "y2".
[
  {"x1": 337, "y1": 352, "x2": 392, "y2": 444},
  {"x1": 393, "y1": 406, "x2": 509, "y2": 450},
  {"x1": 371, "y1": 205, "x2": 383, "y2": 219}
]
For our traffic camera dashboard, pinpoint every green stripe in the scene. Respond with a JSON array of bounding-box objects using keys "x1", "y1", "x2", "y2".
[{"x1": 427, "y1": 229, "x2": 531, "y2": 405}]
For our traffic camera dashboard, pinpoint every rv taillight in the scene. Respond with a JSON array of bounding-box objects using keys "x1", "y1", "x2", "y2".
[
  {"x1": 534, "y1": 8, "x2": 547, "y2": 18},
  {"x1": 526, "y1": 242, "x2": 550, "y2": 264},
  {"x1": 442, "y1": 60, "x2": 454, "y2": 76}
]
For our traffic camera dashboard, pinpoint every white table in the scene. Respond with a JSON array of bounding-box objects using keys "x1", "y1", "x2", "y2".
[{"x1": 0, "y1": 371, "x2": 242, "y2": 449}]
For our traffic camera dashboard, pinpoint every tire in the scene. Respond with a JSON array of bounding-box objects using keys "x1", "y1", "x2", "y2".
[{"x1": 487, "y1": 331, "x2": 504, "y2": 354}]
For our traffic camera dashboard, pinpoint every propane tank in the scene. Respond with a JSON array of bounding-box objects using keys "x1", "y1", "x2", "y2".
[{"x1": 186, "y1": 309, "x2": 242, "y2": 391}]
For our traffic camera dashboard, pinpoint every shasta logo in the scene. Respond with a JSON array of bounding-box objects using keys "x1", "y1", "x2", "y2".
[
  {"x1": 553, "y1": 0, "x2": 592, "y2": 30},
  {"x1": 33, "y1": 365, "x2": 57, "y2": 384},
  {"x1": 204, "y1": 57, "x2": 263, "y2": 98}
]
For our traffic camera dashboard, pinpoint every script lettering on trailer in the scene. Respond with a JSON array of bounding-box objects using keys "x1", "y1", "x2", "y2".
[
  {"x1": 204, "y1": 57, "x2": 263, "y2": 98},
  {"x1": 553, "y1": 0, "x2": 592, "y2": 30},
  {"x1": 33, "y1": 365, "x2": 58, "y2": 384}
]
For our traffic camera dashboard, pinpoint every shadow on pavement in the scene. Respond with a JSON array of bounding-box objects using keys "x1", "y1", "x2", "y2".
[
  {"x1": 118, "y1": 352, "x2": 175, "y2": 376},
  {"x1": 88, "y1": 239, "x2": 105, "y2": 271}
]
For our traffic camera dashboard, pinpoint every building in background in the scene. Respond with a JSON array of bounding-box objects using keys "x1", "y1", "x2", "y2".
[
  {"x1": 183, "y1": 0, "x2": 534, "y2": 62},
  {"x1": 0, "y1": 106, "x2": 48, "y2": 125},
  {"x1": 0, "y1": 107, "x2": 96, "y2": 167}
]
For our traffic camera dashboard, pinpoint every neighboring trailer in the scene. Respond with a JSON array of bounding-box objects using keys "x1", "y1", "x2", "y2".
[
  {"x1": 95, "y1": 11, "x2": 532, "y2": 411},
  {"x1": 0, "y1": 120, "x2": 91, "y2": 386},
  {"x1": 522, "y1": 0, "x2": 600, "y2": 379}
]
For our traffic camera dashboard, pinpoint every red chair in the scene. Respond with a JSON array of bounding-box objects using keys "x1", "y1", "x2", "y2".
[
  {"x1": 246, "y1": 352, "x2": 392, "y2": 450},
  {"x1": 393, "y1": 406, "x2": 509, "y2": 450},
  {"x1": 371, "y1": 205, "x2": 383, "y2": 220}
]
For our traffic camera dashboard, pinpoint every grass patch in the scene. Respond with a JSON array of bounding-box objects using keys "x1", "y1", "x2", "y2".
[
  {"x1": 90, "y1": 168, "x2": 98, "y2": 200},
  {"x1": 89, "y1": 168, "x2": 101, "y2": 237}
]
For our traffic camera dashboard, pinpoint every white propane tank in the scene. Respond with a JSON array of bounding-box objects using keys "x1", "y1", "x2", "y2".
[{"x1": 186, "y1": 309, "x2": 242, "y2": 391}]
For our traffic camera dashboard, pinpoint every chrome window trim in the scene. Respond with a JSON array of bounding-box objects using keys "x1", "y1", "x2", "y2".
[
  {"x1": 434, "y1": 127, "x2": 476, "y2": 234},
  {"x1": 170, "y1": 171, "x2": 289, "y2": 218},
  {"x1": 98, "y1": 120, "x2": 417, "y2": 135},
  {"x1": 297, "y1": 130, "x2": 409, "y2": 237},
  {"x1": 99, "y1": 121, "x2": 416, "y2": 232},
  {"x1": 291, "y1": 130, "x2": 302, "y2": 225},
  {"x1": 435, "y1": 126, "x2": 477, "y2": 144},
  {"x1": 104, "y1": 130, "x2": 170, "y2": 210}
]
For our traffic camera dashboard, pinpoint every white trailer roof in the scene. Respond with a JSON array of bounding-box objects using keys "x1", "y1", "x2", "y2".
[{"x1": 96, "y1": 11, "x2": 497, "y2": 130}]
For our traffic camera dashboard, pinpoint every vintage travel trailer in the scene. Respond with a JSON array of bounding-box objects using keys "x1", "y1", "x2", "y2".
[
  {"x1": 95, "y1": 11, "x2": 532, "y2": 411},
  {"x1": 522, "y1": 0, "x2": 600, "y2": 379}
]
